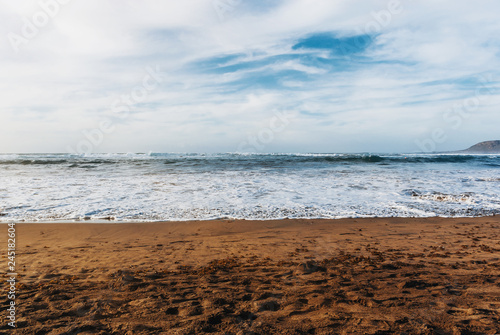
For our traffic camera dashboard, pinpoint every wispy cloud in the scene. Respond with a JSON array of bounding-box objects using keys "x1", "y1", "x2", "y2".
[{"x1": 1, "y1": 0, "x2": 499, "y2": 153}]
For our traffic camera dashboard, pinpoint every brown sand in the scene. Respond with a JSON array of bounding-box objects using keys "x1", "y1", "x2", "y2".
[{"x1": 2, "y1": 217, "x2": 500, "y2": 334}]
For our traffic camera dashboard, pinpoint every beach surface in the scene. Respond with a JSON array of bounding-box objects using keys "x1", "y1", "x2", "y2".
[{"x1": 3, "y1": 217, "x2": 500, "y2": 334}]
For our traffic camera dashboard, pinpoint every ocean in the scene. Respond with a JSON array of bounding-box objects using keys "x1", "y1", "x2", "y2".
[{"x1": 1, "y1": 153, "x2": 499, "y2": 222}]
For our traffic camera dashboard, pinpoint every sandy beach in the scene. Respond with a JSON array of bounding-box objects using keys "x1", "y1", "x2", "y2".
[{"x1": 2, "y1": 217, "x2": 500, "y2": 334}]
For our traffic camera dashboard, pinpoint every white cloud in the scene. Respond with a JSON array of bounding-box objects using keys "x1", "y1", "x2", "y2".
[{"x1": 0, "y1": 0, "x2": 499, "y2": 153}]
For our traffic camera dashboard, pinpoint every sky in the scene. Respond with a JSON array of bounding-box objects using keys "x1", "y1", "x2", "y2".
[{"x1": 1, "y1": 0, "x2": 500, "y2": 154}]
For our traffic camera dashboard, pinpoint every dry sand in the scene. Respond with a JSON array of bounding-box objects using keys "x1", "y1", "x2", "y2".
[{"x1": 2, "y1": 217, "x2": 500, "y2": 334}]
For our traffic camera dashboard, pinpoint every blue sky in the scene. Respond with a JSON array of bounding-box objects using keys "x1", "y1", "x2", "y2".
[{"x1": 1, "y1": 0, "x2": 500, "y2": 153}]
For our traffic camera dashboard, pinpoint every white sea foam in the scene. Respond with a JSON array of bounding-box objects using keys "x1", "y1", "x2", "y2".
[{"x1": 0, "y1": 153, "x2": 499, "y2": 222}]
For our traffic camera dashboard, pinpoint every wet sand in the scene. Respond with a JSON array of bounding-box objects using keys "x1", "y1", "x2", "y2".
[{"x1": 2, "y1": 217, "x2": 500, "y2": 334}]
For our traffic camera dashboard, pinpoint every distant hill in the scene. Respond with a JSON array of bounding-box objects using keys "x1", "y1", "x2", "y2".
[{"x1": 460, "y1": 140, "x2": 500, "y2": 153}]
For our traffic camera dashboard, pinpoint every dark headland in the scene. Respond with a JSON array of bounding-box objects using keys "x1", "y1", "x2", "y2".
[{"x1": 459, "y1": 140, "x2": 500, "y2": 153}]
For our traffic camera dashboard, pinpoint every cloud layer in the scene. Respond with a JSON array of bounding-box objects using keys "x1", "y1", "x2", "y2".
[{"x1": 1, "y1": 0, "x2": 500, "y2": 153}]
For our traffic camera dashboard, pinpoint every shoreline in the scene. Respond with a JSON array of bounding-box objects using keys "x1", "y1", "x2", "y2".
[
  {"x1": 4, "y1": 216, "x2": 500, "y2": 334},
  {"x1": 2, "y1": 214, "x2": 500, "y2": 224}
]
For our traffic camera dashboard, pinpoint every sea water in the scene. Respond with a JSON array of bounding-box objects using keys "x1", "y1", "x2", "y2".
[{"x1": 0, "y1": 153, "x2": 499, "y2": 222}]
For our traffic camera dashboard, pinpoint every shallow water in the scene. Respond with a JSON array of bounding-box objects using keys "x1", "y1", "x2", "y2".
[{"x1": 1, "y1": 152, "x2": 499, "y2": 222}]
